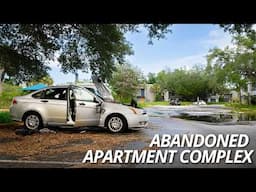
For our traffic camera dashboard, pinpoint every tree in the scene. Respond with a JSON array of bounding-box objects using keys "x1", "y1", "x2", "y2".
[
  {"x1": 1, "y1": 23, "x2": 253, "y2": 95},
  {"x1": 155, "y1": 67, "x2": 218, "y2": 101},
  {"x1": 109, "y1": 64, "x2": 144, "y2": 103},
  {"x1": 0, "y1": 24, "x2": 61, "y2": 93},
  {"x1": 28, "y1": 75, "x2": 54, "y2": 86},
  {"x1": 150, "y1": 83, "x2": 162, "y2": 101},
  {"x1": 219, "y1": 24, "x2": 254, "y2": 35},
  {"x1": 207, "y1": 31, "x2": 256, "y2": 104},
  {"x1": 147, "y1": 72, "x2": 157, "y2": 84},
  {"x1": 0, "y1": 24, "x2": 172, "y2": 95}
]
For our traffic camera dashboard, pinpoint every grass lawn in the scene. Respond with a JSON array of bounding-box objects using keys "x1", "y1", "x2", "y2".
[
  {"x1": 207, "y1": 102, "x2": 228, "y2": 105},
  {"x1": 180, "y1": 101, "x2": 193, "y2": 105},
  {"x1": 225, "y1": 103, "x2": 256, "y2": 114},
  {"x1": 138, "y1": 101, "x2": 193, "y2": 108},
  {"x1": 138, "y1": 101, "x2": 169, "y2": 108},
  {"x1": 0, "y1": 112, "x2": 12, "y2": 124}
]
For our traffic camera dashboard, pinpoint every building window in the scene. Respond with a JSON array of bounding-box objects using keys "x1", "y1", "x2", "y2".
[
  {"x1": 252, "y1": 83, "x2": 256, "y2": 91},
  {"x1": 140, "y1": 89, "x2": 145, "y2": 97}
]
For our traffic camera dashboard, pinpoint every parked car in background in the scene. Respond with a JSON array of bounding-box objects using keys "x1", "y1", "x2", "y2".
[
  {"x1": 170, "y1": 98, "x2": 181, "y2": 105},
  {"x1": 193, "y1": 100, "x2": 207, "y2": 105},
  {"x1": 10, "y1": 85, "x2": 148, "y2": 133}
]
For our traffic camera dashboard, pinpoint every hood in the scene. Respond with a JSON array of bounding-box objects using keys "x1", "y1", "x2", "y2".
[
  {"x1": 102, "y1": 102, "x2": 130, "y2": 110},
  {"x1": 92, "y1": 75, "x2": 114, "y2": 102},
  {"x1": 102, "y1": 102, "x2": 145, "y2": 114}
]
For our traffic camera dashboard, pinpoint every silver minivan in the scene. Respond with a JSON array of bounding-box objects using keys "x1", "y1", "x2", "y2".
[{"x1": 10, "y1": 85, "x2": 148, "y2": 133}]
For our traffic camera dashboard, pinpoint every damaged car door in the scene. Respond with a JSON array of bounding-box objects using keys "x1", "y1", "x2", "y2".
[
  {"x1": 72, "y1": 87, "x2": 101, "y2": 127},
  {"x1": 41, "y1": 87, "x2": 67, "y2": 124}
]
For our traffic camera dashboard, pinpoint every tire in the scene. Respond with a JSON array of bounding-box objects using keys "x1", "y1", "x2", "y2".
[
  {"x1": 23, "y1": 112, "x2": 43, "y2": 131},
  {"x1": 106, "y1": 114, "x2": 127, "y2": 133}
]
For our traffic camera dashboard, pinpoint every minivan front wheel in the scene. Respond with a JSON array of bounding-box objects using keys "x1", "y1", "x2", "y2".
[
  {"x1": 106, "y1": 115, "x2": 127, "y2": 133},
  {"x1": 24, "y1": 112, "x2": 43, "y2": 131}
]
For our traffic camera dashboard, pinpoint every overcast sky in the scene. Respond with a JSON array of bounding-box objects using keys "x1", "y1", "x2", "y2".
[{"x1": 49, "y1": 24, "x2": 233, "y2": 85}]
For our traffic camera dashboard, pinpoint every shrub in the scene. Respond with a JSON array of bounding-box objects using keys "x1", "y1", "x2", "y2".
[{"x1": 0, "y1": 83, "x2": 25, "y2": 109}]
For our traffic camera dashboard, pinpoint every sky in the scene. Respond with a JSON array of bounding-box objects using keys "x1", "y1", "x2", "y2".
[{"x1": 49, "y1": 24, "x2": 233, "y2": 85}]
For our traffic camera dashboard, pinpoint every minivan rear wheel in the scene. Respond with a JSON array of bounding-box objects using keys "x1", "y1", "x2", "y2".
[
  {"x1": 106, "y1": 114, "x2": 127, "y2": 133},
  {"x1": 24, "y1": 112, "x2": 43, "y2": 131}
]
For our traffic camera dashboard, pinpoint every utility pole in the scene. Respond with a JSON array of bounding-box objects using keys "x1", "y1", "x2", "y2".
[{"x1": 75, "y1": 72, "x2": 78, "y2": 84}]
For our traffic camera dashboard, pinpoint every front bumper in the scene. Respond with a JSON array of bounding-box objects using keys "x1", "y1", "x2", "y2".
[{"x1": 126, "y1": 114, "x2": 149, "y2": 128}]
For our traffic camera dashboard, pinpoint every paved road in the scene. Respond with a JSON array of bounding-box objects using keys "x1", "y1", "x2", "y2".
[
  {"x1": 119, "y1": 116, "x2": 256, "y2": 168},
  {"x1": 117, "y1": 105, "x2": 256, "y2": 168}
]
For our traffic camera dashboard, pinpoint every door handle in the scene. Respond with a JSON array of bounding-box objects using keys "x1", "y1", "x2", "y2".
[
  {"x1": 40, "y1": 100, "x2": 48, "y2": 103},
  {"x1": 79, "y1": 103, "x2": 86, "y2": 106}
]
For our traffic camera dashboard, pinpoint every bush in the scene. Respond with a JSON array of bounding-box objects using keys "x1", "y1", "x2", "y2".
[
  {"x1": 0, "y1": 112, "x2": 12, "y2": 123},
  {"x1": 155, "y1": 93, "x2": 163, "y2": 101},
  {"x1": 0, "y1": 83, "x2": 25, "y2": 109},
  {"x1": 251, "y1": 96, "x2": 256, "y2": 105},
  {"x1": 219, "y1": 96, "x2": 225, "y2": 102}
]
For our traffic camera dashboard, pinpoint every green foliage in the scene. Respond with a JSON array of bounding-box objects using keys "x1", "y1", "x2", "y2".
[
  {"x1": 109, "y1": 63, "x2": 144, "y2": 103},
  {"x1": 225, "y1": 103, "x2": 256, "y2": 114},
  {"x1": 207, "y1": 31, "x2": 256, "y2": 104},
  {"x1": 0, "y1": 112, "x2": 12, "y2": 123},
  {"x1": 58, "y1": 24, "x2": 134, "y2": 81},
  {"x1": 150, "y1": 83, "x2": 162, "y2": 101},
  {"x1": 219, "y1": 24, "x2": 254, "y2": 34},
  {"x1": 251, "y1": 96, "x2": 256, "y2": 105},
  {"x1": 120, "y1": 24, "x2": 172, "y2": 44},
  {"x1": 0, "y1": 24, "x2": 173, "y2": 87},
  {"x1": 138, "y1": 101, "x2": 192, "y2": 108},
  {"x1": 0, "y1": 83, "x2": 25, "y2": 108},
  {"x1": 27, "y1": 75, "x2": 54, "y2": 86},
  {"x1": 180, "y1": 101, "x2": 193, "y2": 105},
  {"x1": 138, "y1": 101, "x2": 169, "y2": 108},
  {"x1": 155, "y1": 67, "x2": 216, "y2": 101},
  {"x1": 147, "y1": 72, "x2": 157, "y2": 84},
  {"x1": 0, "y1": 24, "x2": 60, "y2": 84}
]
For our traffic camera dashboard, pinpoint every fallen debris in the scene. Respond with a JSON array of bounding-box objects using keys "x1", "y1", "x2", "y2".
[
  {"x1": 15, "y1": 128, "x2": 37, "y2": 136},
  {"x1": 1, "y1": 123, "x2": 145, "y2": 161},
  {"x1": 80, "y1": 130, "x2": 86, "y2": 134},
  {"x1": 39, "y1": 128, "x2": 57, "y2": 134}
]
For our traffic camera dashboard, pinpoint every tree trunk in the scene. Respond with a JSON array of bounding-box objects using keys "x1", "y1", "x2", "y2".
[
  {"x1": 238, "y1": 90, "x2": 241, "y2": 104},
  {"x1": 248, "y1": 92, "x2": 251, "y2": 105},
  {"x1": 0, "y1": 81, "x2": 2, "y2": 95},
  {"x1": 247, "y1": 82, "x2": 252, "y2": 105},
  {"x1": 0, "y1": 68, "x2": 4, "y2": 95}
]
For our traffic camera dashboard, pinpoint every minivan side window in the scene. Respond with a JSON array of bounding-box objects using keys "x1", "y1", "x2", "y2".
[
  {"x1": 42, "y1": 88, "x2": 67, "y2": 100},
  {"x1": 73, "y1": 88, "x2": 94, "y2": 102}
]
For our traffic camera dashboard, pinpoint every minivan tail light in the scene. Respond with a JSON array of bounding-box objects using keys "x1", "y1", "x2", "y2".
[{"x1": 13, "y1": 99, "x2": 17, "y2": 105}]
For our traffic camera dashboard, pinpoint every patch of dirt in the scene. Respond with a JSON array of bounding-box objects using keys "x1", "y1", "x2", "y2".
[
  {"x1": 46, "y1": 138, "x2": 94, "y2": 150},
  {"x1": 0, "y1": 152, "x2": 21, "y2": 160},
  {"x1": 0, "y1": 123, "x2": 149, "y2": 161},
  {"x1": 0, "y1": 137, "x2": 23, "y2": 144},
  {"x1": 28, "y1": 151, "x2": 85, "y2": 162}
]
